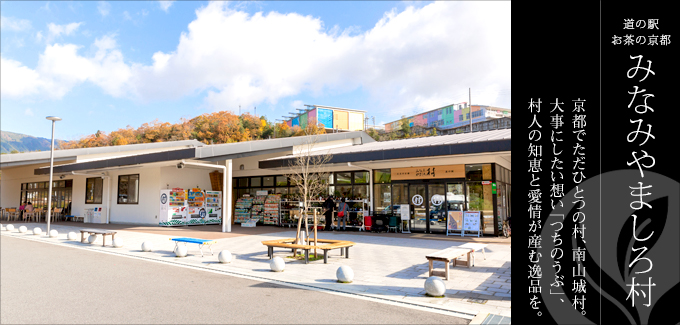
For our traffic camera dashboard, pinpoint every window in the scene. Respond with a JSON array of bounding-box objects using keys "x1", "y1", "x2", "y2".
[
  {"x1": 276, "y1": 176, "x2": 288, "y2": 186},
  {"x1": 263, "y1": 176, "x2": 274, "y2": 187},
  {"x1": 354, "y1": 172, "x2": 368, "y2": 184},
  {"x1": 117, "y1": 174, "x2": 139, "y2": 204},
  {"x1": 335, "y1": 172, "x2": 351, "y2": 184},
  {"x1": 465, "y1": 164, "x2": 492, "y2": 181},
  {"x1": 250, "y1": 177, "x2": 261, "y2": 187},
  {"x1": 85, "y1": 177, "x2": 103, "y2": 204},
  {"x1": 374, "y1": 169, "x2": 391, "y2": 183}
]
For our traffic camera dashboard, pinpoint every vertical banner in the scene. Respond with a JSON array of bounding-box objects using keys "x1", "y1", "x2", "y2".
[{"x1": 515, "y1": 2, "x2": 677, "y2": 324}]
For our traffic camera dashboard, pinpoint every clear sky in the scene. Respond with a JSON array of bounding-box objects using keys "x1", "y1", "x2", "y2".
[{"x1": 1, "y1": 1, "x2": 511, "y2": 140}]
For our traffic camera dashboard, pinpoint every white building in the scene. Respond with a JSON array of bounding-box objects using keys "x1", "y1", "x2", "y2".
[{"x1": 1, "y1": 129, "x2": 511, "y2": 235}]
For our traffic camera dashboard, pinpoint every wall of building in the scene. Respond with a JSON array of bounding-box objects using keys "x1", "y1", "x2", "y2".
[
  {"x1": 104, "y1": 166, "x2": 160, "y2": 225},
  {"x1": 317, "y1": 108, "x2": 333, "y2": 129},
  {"x1": 348, "y1": 112, "x2": 364, "y2": 131},
  {"x1": 159, "y1": 166, "x2": 213, "y2": 191},
  {"x1": 333, "y1": 110, "x2": 349, "y2": 130}
]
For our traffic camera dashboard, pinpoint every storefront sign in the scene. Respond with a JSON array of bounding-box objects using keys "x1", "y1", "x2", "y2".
[
  {"x1": 462, "y1": 211, "x2": 482, "y2": 237},
  {"x1": 447, "y1": 211, "x2": 463, "y2": 230},
  {"x1": 391, "y1": 164, "x2": 465, "y2": 180},
  {"x1": 492, "y1": 182, "x2": 497, "y2": 194},
  {"x1": 481, "y1": 181, "x2": 491, "y2": 185},
  {"x1": 400, "y1": 204, "x2": 410, "y2": 221}
]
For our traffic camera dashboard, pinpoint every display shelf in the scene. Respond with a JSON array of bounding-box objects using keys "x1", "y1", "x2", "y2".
[
  {"x1": 235, "y1": 196, "x2": 253, "y2": 223},
  {"x1": 263, "y1": 194, "x2": 281, "y2": 225},
  {"x1": 250, "y1": 195, "x2": 267, "y2": 223}
]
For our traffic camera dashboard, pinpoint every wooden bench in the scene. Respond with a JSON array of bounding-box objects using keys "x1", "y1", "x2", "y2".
[
  {"x1": 459, "y1": 243, "x2": 488, "y2": 266},
  {"x1": 426, "y1": 247, "x2": 473, "y2": 280},
  {"x1": 262, "y1": 238, "x2": 356, "y2": 264},
  {"x1": 80, "y1": 229, "x2": 117, "y2": 247},
  {"x1": 170, "y1": 237, "x2": 217, "y2": 257}
]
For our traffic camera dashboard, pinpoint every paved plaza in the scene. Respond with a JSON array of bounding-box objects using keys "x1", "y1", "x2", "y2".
[{"x1": 1, "y1": 222, "x2": 511, "y2": 320}]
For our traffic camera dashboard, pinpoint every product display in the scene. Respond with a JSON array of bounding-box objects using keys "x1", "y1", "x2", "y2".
[
  {"x1": 235, "y1": 196, "x2": 253, "y2": 223},
  {"x1": 159, "y1": 188, "x2": 222, "y2": 226},
  {"x1": 159, "y1": 188, "x2": 187, "y2": 226},
  {"x1": 204, "y1": 191, "x2": 222, "y2": 225},
  {"x1": 263, "y1": 194, "x2": 281, "y2": 225},
  {"x1": 251, "y1": 195, "x2": 267, "y2": 223},
  {"x1": 187, "y1": 188, "x2": 206, "y2": 225}
]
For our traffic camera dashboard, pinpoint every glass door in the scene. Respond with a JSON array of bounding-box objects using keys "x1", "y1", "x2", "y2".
[
  {"x1": 409, "y1": 184, "x2": 427, "y2": 232},
  {"x1": 447, "y1": 183, "x2": 465, "y2": 231},
  {"x1": 428, "y1": 184, "x2": 447, "y2": 233}
]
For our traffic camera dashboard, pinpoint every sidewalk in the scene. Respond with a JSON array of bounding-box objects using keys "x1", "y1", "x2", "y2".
[{"x1": 1, "y1": 222, "x2": 511, "y2": 319}]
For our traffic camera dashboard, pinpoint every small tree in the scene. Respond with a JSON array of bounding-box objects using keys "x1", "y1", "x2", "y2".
[
  {"x1": 399, "y1": 116, "x2": 411, "y2": 138},
  {"x1": 286, "y1": 124, "x2": 333, "y2": 256}
]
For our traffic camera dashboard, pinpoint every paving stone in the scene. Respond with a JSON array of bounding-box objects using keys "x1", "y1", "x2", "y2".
[{"x1": 2, "y1": 223, "x2": 512, "y2": 317}]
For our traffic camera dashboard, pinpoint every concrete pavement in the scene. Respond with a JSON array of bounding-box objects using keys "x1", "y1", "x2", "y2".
[
  {"x1": 1, "y1": 222, "x2": 511, "y2": 320},
  {"x1": 1, "y1": 236, "x2": 469, "y2": 324}
]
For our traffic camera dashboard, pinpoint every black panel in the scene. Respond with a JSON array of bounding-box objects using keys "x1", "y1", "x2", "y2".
[
  {"x1": 34, "y1": 148, "x2": 196, "y2": 175},
  {"x1": 258, "y1": 139, "x2": 511, "y2": 169}
]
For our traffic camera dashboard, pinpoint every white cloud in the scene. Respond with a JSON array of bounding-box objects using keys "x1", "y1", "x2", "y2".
[
  {"x1": 47, "y1": 22, "x2": 83, "y2": 37},
  {"x1": 0, "y1": 56, "x2": 44, "y2": 97},
  {"x1": 159, "y1": 1, "x2": 174, "y2": 13},
  {"x1": 97, "y1": 1, "x2": 111, "y2": 17},
  {"x1": 25, "y1": 108, "x2": 34, "y2": 116},
  {"x1": 1, "y1": 35, "x2": 131, "y2": 99},
  {"x1": 123, "y1": 11, "x2": 132, "y2": 21},
  {"x1": 3, "y1": 2, "x2": 511, "y2": 114},
  {"x1": 42, "y1": 22, "x2": 83, "y2": 44},
  {"x1": 1, "y1": 16, "x2": 32, "y2": 31},
  {"x1": 291, "y1": 100, "x2": 304, "y2": 109},
  {"x1": 36, "y1": 31, "x2": 44, "y2": 42}
]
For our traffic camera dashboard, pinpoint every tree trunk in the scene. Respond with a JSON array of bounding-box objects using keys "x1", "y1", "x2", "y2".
[
  {"x1": 294, "y1": 209, "x2": 303, "y2": 256},
  {"x1": 313, "y1": 209, "x2": 318, "y2": 258}
]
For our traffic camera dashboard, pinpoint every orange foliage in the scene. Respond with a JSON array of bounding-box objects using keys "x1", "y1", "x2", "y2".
[{"x1": 61, "y1": 110, "x2": 307, "y2": 149}]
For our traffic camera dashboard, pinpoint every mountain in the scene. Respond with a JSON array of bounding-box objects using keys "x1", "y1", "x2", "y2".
[{"x1": 0, "y1": 131, "x2": 64, "y2": 154}]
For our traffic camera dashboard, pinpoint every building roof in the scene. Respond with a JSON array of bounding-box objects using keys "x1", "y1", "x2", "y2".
[
  {"x1": 195, "y1": 131, "x2": 375, "y2": 161},
  {"x1": 259, "y1": 128, "x2": 511, "y2": 168},
  {"x1": 1, "y1": 140, "x2": 205, "y2": 168},
  {"x1": 31, "y1": 132, "x2": 374, "y2": 175}
]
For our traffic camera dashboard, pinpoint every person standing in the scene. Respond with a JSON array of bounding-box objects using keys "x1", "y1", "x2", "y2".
[
  {"x1": 323, "y1": 195, "x2": 335, "y2": 231},
  {"x1": 337, "y1": 197, "x2": 349, "y2": 231},
  {"x1": 19, "y1": 201, "x2": 26, "y2": 220}
]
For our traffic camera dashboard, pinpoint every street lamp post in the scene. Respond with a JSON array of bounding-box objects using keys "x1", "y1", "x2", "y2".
[{"x1": 45, "y1": 116, "x2": 62, "y2": 234}]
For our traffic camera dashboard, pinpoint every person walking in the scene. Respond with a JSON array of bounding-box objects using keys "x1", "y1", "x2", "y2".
[
  {"x1": 337, "y1": 197, "x2": 349, "y2": 231},
  {"x1": 323, "y1": 195, "x2": 335, "y2": 231}
]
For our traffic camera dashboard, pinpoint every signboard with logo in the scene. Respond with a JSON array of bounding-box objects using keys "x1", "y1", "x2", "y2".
[
  {"x1": 462, "y1": 211, "x2": 482, "y2": 237},
  {"x1": 391, "y1": 164, "x2": 465, "y2": 180}
]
